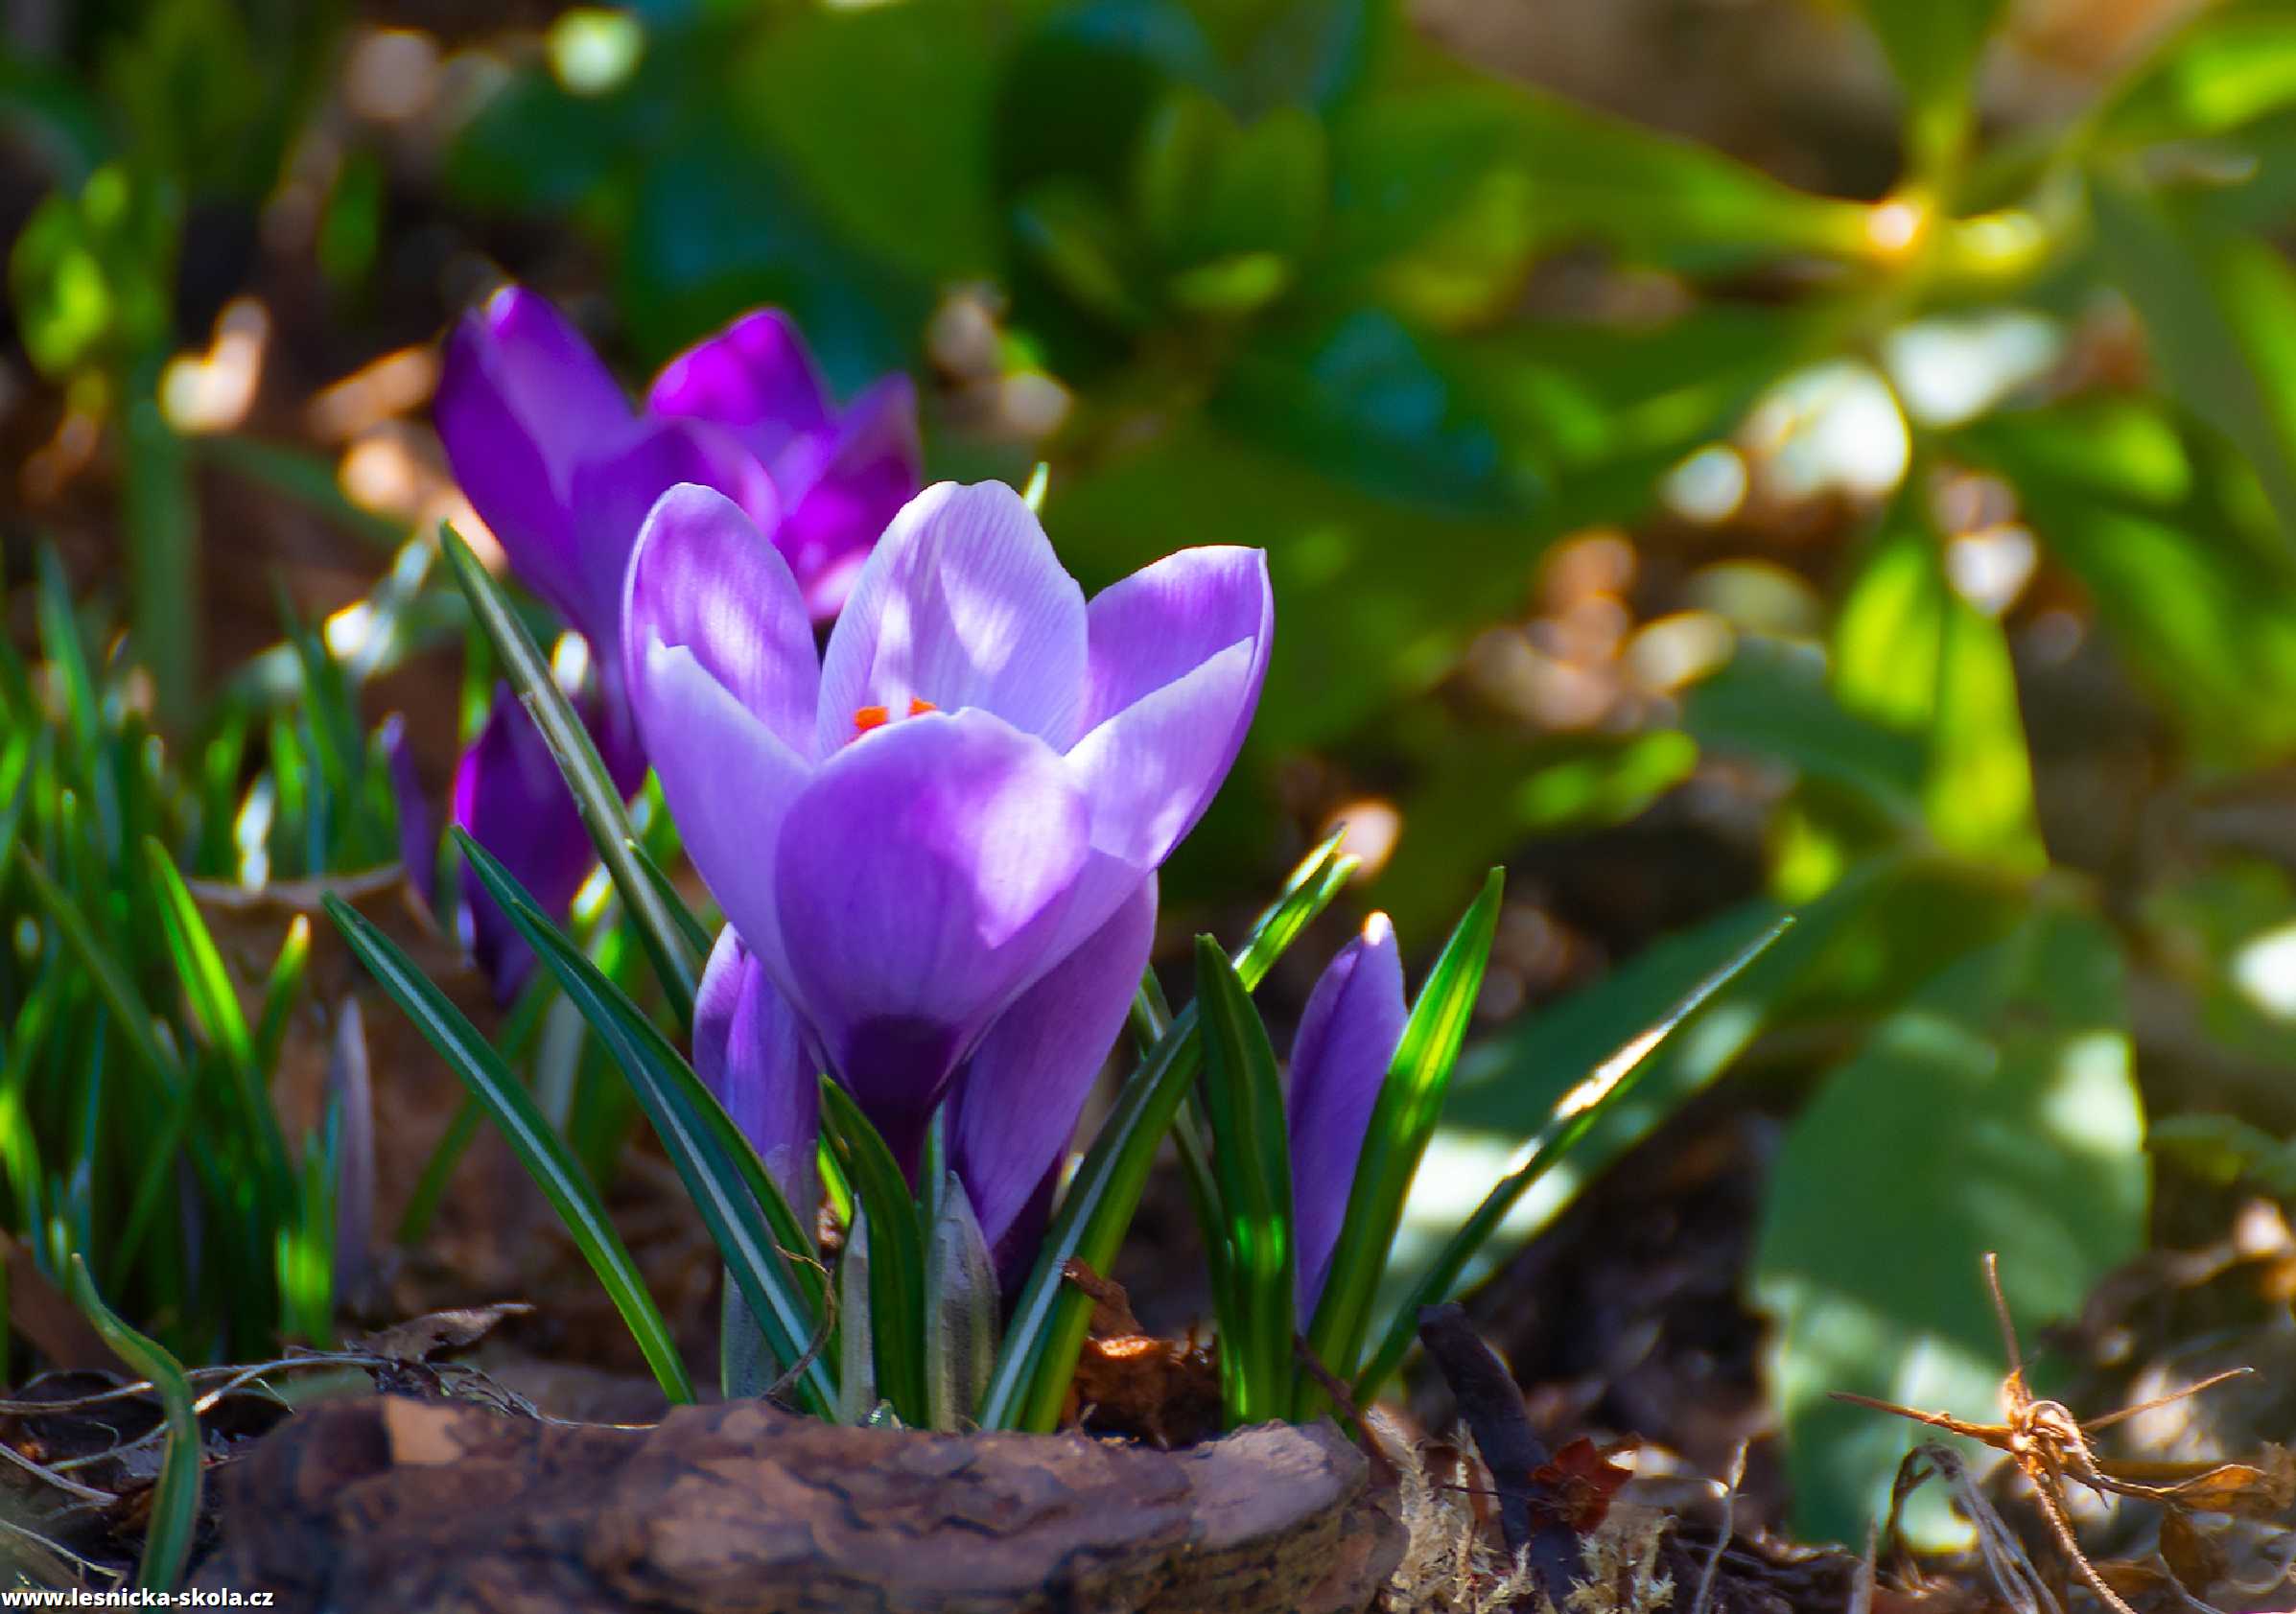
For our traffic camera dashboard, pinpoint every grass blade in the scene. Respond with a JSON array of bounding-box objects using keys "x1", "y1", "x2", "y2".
[
  {"x1": 980, "y1": 833, "x2": 1356, "y2": 1432},
  {"x1": 1304, "y1": 868, "x2": 1502, "y2": 1393},
  {"x1": 144, "y1": 838, "x2": 293, "y2": 1213},
  {"x1": 251, "y1": 915, "x2": 312, "y2": 1080},
  {"x1": 624, "y1": 834, "x2": 715, "y2": 958},
  {"x1": 456, "y1": 831, "x2": 832, "y2": 1416},
  {"x1": 1349, "y1": 917, "x2": 1792, "y2": 1401},
  {"x1": 818, "y1": 1079, "x2": 927, "y2": 1425},
  {"x1": 322, "y1": 891, "x2": 695, "y2": 1404},
  {"x1": 438, "y1": 523, "x2": 698, "y2": 1018},
  {"x1": 67, "y1": 1255, "x2": 199, "y2": 1589},
  {"x1": 1193, "y1": 937, "x2": 1296, "y2": 1426}
]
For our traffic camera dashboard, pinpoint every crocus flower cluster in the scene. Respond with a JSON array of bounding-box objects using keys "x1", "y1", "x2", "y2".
[
  {"x1": 427, "y1": 289, "x2": 921, "y2": 998},
  {"x1": 626, "y1": 480, "x2": 1272, "y2": 1274},
  {"x1": 1284, "y1": 913, "x2": 1406, "y2": 1316}
]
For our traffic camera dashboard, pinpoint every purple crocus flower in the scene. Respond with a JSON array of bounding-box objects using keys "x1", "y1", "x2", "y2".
[
  {"x1": 622, "y1": 478, "x2": 1272, "y2": 1254},
  {"x1": 1286, "y1": 914, "x2": 1407, "y2": 1316},
  {"x1": 694, "y1": 925, "x2": 819, "y2": 1219},
  {"x1": 449, "y1": 682, "x2": 646, "y2": 1002},
  {"x1": 430, "y1": 287, "x2": 922, "y2": 998}
]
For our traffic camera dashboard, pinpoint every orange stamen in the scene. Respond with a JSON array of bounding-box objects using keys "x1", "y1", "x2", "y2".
[{"x1": 854, "y1": 697, "x2": 939, "y2": 737}]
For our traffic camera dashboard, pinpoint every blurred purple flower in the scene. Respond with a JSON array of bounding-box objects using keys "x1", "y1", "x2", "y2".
[
  {"x1": 623, "y1": 478, "x2": 1271, "y2": 1255},
  {"x1": 430, "y1": 287, "x2": 922, "y2": 999},
  {"x1": 1286, "y1": 914, "x2": 1406, "y2": 1316},
  {"x1": 450, "y1": 682, "x2": 646, "y2": 1004}
]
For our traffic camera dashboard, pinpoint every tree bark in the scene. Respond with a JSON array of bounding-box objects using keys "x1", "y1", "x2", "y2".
[{"x1": 194, "y1": 1396, "x2": 1403, "y2": 1613}]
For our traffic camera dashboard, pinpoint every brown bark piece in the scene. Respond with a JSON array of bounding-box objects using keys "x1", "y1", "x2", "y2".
[{"x1": 194, "y1": 1397, "x2": 1402, "y2": 1613}]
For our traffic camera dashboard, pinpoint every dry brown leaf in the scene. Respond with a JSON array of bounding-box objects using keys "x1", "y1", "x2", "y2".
[
  {"x1": 2159, "y1": 1509, "x2": 2229, "y2": 1595},
  {"x1": 354, "y1": 1303, "x2": 534, "y2": 1365},
  {"x1": 1058, "y1": 1260, "x2": 1219, "y2": 1448}
]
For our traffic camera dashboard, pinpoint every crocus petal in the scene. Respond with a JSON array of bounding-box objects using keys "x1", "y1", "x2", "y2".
[
  {"x1": 646, "y1": 309, "x2": 833, "y2": 468},
  {"x1": 434, "y1": 289, "x2": 630, "y2": 626},
  {"x1": 382, "y1": 713, "x2": 436, "y2": 909},
  {"x1": 1063, "y1": 637, "x2": 1262, "y2": 875},
  {"x1": 451, "y1": 685, "x2": 598, "y2": 1004},
  {"x1": 629, "y1": 641, "x2": 813, "y2": 989},
  {"x1": 623, "y1": 482, "x2": 818, "y2": 760},
  {"x1": 1286, "y1": 913, "x2": 1407, "y2": 1315},
  {"x1": 775, "y1": 375, "x2": 924, "y2": 621},
  {"x1": 568, "y1": 419, "x2": 779, "y2": 659},
  {"x1": 1066, "y1": 547, "x2": 1273, "y2": 866},
  {"x1": 772, "y1": 707, "x2": 1092, "y2": 1174},
  {"x1": 814, "y1": 481, "x2": 1089, "y2": 755},
  {"x1": 948, "y1": 877, "x2": 1157, "y2": 1276},
  {"x1": 694, "y1": 926, "x2": 820, "y2": 1215}
]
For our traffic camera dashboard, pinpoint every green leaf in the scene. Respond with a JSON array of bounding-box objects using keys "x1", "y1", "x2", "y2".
[
  {"x1": 322, "y1": 892, "x2": 696, "y2": 1405},
  {"x1": 1848, "y1": 0, "x2": 2006, "y2": 175},
  {"x1": 457, "y1": 832, "x2": 832, "y2": 1415},
  {"x1": 1753, "y1": 908, "x2": 2148, "y2": 1548},
  {"x1": 2091, "y1": 175, "x2": 2296, "y2": 548},
  {"x1": 1304, "y1": 868, "x2": 1500, "y2": 1392},
  {"x1": 1325, "y1": 79, "x2": 1870, "y2": 300},
  {"x1": 1379, "y1": 857, "x2": 2023, "y2": 1366},
  {"x1": 144, "y1": 838, "x2": 290, "y2": 1205},
  {"x1": 818, "y1": 1079, "x2": 927, "y2": 1425},
  {"x1": 735, "y1": 0, "x2": 1003, "y2": 285},
  {"x1": 1687, "y1": 639, "x2": 1924, "y2": 822},
  {"x1": 623, "y1": 835, "x2": 716, "y2": 959},
  {"x1": 252, "y1": 914, "x2": 312, "y2": 1082},
  {"x1": 1193, "y1": 937, "x2": 1296, "y2": 1426},
  {"x1": 439, "y1": 524, "x2": 700, "y2": 1019},
  {"x1": 2091, "y1": 1, "x2": 2296, "y2": 149},
  {"x1": 924, "y1": 1171, "x2": 998, "y2": 1433},
  {"x1": 1956, "y1": 402, "x2": 2296, "y2": 764},
  {"x1": 68, "y1": 1255, "x2": 199, "y2": 1590},
  {"x1": 1833, "y1": 518, "x2": 2043, "y2": 874},
  {"x1": 982, "y1": 831, "x2": 1355, "y2": 1431},
  {"x1": 1350, "y1": 916, "x2": 1789, "y2": 1402},
  {"x1": 14, "y1": 847, "x2": 178, "y2": 1088}
]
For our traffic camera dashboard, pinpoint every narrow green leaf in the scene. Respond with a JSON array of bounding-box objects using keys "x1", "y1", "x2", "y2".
[
  {"x1": 322, "y1": 892, "x2": 695, "y2": 1404},
  {"x1": 1193, "y1": 937, "x2": 1296, "y2": 1426},
  {"x1": 818, "y1": 1079, "x2": 927, "y2": 1426},
  {"x1": 68, "y1": 1255, "x2": 199, "y2": 1590},
  {"x1": 457, "y1": 831, "x2": 832, "y2": 1415},
  {"x1": 1350, "y1": 917, "x2": 1791, "y2": 1401},
  {"x1": 924, "y1": 1171, "x2": 998, "y2": 1433},
  {"x1": 438, "y1": 523, "x2": 698, "y2": 1018},
  {"x1": 252, "y1": 914, "x2": 312, "y2": 1080},
  {"x1": 14, "y1": 847, "x2": 179, "y2": 1087},
  {"x1": 144, "y1": 838, "x2": 293, "y2": 1207},
  {"x1": 624, "y1": 836, "x2": 715, "y2": 958},
  {"x1": 1305, "y1": 868, "x2": 1503, "y2": 1391},
  {"x1": 981, "y1": 833, "x2": 1356, "y2": 1432}
]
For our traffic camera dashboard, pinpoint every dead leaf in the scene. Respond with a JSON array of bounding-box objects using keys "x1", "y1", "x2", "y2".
[
  {"x1": 354, "y1": 1304, "x2": 534, "y2": 1365},
  {"x1": 2159, "y1": 1509, "x2": 2229, "y2": 1595},
  {"x1": 1529, "y1": 1437, "x2": 1634, "y2": 1532},
  {"x1": 1059, "y1": 1260, "x2": 1219, "y2": 1448}
]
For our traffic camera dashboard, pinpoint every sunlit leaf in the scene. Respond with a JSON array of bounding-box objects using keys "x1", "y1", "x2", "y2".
[{"x1": 1753, "y1": 908, "x2": 2147, "y2": 1547}]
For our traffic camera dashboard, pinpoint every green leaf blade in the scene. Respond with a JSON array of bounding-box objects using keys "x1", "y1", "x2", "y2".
[{"x1": 322, "y1": 891, "x2": 696, "y2": 1406}]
